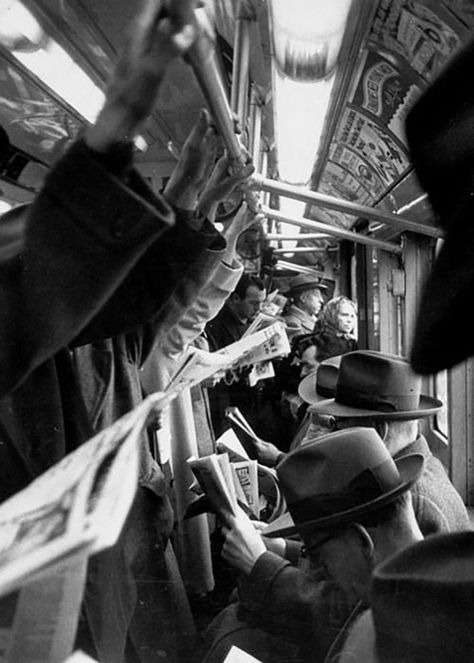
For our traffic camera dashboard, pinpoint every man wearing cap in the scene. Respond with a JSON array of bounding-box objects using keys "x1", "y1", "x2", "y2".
[
  {"x1": 310, "y1": 350, "x2": 470, "y2": 536},
  {"x1": 338, "y1": 531, "x2": 474, "y2": 662},
  {"x1": 203, "y1": 427, "x2": 424, "y2": 663},
  {"x1": 283, "y1": 274, "x2": 326, "y2": 334}
]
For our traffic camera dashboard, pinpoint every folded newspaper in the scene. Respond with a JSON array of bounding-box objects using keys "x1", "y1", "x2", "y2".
[
  {"x1": 165, "y1": 320, "x2": 290, "y2": 395},
  {"x1": 185, "y1": 429, "x2": 285, "y2": 524},
  {"x1": 0, "y1": 392, "x2": 172, "y2": 663}
]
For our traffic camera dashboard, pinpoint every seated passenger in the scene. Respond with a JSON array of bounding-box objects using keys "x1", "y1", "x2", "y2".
[
  {"x1": 312, "y1": 295, "x2": 358, "y2": 360},
  {"x1": 338, "y1": 531, "x2": 474, "y2": 663},
  {"x1": 203, "y1": 427, "x2": 424, "y2": 663},
  {"x1": 310, "y1": 350, "x2": 470, "y2": 536},
  {"x1": 282, "y1": 274, "x2": 326, "y2": 334},
  {"x1": 254, "y1": 355, "x2": 341, "y2": 466}
]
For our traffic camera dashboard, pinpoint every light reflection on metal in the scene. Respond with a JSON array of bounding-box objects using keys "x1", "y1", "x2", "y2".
[
  {"x1": 230, "y1": 1, "x2": 253, "y2": 125},
  {"x1": 396, "y1": 194, "x2": 430, "y2": 215},
  {"x1": 266, "y1": 233, "x2": 330, "y2": 241},
  {"x1": 263, "y1": 206, "x2": 402, "y2": 255},
  {"x1": 254, "y1": 175, "x2": 443, "y2": 238},
  {"x1": 275, "y1": 260, "x2": 324, "y2": 277},
  {"x1": 274, "y1": 246, "x2": 326, "y2": 253},
  {"x1": 186, "y1": 7, "x2": 260, "y2": 212}
]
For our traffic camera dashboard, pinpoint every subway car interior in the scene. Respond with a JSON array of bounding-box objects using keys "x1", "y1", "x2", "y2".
[{"x1": 1, "y1": 0, "x2": 474, "y2": 661}]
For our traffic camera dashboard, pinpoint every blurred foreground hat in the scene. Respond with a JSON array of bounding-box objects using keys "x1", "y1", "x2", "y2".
[
  {"x1": 311, "y1": 350, "x2": 442, "y2": 420},
  {"x1": 263, "y1": 427, "x2": 423, "y2": 538},
  {"x1": 370, "y1": 531, "x2": 474, "y2": 662},
  {"x1": 406, "y1": 38, "x2": 474, "y2": 374},
  {"x1": 286, "y1": 273, "x2": 327, "y2": 296},
  {"x1": 298, "y1": 355, "x2": 341, "y2": 405}
]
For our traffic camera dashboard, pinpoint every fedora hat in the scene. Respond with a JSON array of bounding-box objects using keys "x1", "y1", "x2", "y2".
[
  {"x1": 263, "y1": 427, "x2": 423, "y2": 538},
  {"x1": 367, "y1": 531, "x2": 474, "y2": 662},
  {"x1": 286, "y1": 273, "x2": 327, "y2": 296},
  {"x1": 298, "y1": 355, "x2": 341, "y2": 405},
  {"x1": 405, "y1": 38, "x2": 474, "y2": 374},
  {"x1": 310, "y1": 350, "x2": 442, "y2": 420}
]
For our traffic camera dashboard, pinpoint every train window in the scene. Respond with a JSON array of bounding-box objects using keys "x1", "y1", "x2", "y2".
[{"x1": 435, "y1": 370, "x2": 448, "y2": 439}]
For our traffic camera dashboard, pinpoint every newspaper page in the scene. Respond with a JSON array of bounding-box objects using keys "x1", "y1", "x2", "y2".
[
  {"x1": 242, "y1": 312, "x2": 280, "y2": 337},
  {"x1": 224, "y1": 645, "x2": 263, "y2": 662},
  {"x1": 164, "y1": 346, "x2": 230, "y2": 395},
  {"x1": 232, "y1": 460, "x2": 259, "y2": 517},
  {"x1": 215, "y1": 429, "x2": 250, "y2": 462},
  {"x1": 0, "y1": 392, "x2": 172, "y2": 663},
  {"x1": 0, "y1": 391, "x2": 171, "y2": 596},
  {"x1": 187, "y1": 454, "x2": 238, "y2": 523},
  {"x1": 0, "y1": 553, "x2": 87, "y2": 663},
  {"x1": 63, "y1": 652, "x2": 98, "y2": 663},
  {"x1": 165, "y1": 322, "x2": 290, "y2": 396}
]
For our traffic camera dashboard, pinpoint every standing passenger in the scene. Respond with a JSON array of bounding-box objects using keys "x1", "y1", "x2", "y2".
[{"x1": 205, "y1": 273, "x2": 267, "y2": 438}]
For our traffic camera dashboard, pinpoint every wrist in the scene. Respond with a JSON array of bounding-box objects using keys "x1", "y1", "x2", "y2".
[{"x1": 85, "y1": 102, "x2": 139, "y2": 153}]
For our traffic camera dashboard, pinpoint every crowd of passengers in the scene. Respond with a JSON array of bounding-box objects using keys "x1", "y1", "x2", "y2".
[{"x1": 2, "y1": 4, "x2": 474, "y2": 663}]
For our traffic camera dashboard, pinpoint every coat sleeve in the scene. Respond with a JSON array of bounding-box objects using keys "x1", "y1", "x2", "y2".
[
  {"x1": 159, "y1": 257, "x2": 243, "y2": 359},
  {"x1": 0, "y1": 140, "x2": 174, "y2": 397},
  {"x1": 237, "y1": 551, "x2": 357, "y2": 660}
]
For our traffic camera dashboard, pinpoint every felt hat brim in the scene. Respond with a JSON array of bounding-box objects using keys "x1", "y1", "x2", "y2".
[
  {"x1": 263, "y1": 453, "x2": 424, "y2": 538},
  {"x1": 410, "y1": 208, "x2": 474, "y2": 374},
  {"x1": 309, "y1": 394, "x2": 442, "y2": 421},
  {"x1": 298, "y1": 370, "x2": 322, "y2": 405}
]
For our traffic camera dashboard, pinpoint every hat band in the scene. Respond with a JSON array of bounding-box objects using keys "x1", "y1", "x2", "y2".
[
  {"x1": 288, "y1": 459, "x2": 401, "y2": 525},
  {"x1": 336, "y1": 385, "x2": 420, "y2": 413}
]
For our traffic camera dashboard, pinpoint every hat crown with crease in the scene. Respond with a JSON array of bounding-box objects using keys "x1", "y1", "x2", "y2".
[
  {"x1": 273, "y1": 427, "x2": 423, "y2": 535},
  {"x1": 298, "y1": 354, "x2": 341, "y2": 405},
  {"x1": 311, "y1": 350, "x2": 442, "y2": 420},
  {"x1": 287, "y1": 273, "x2": 327, "y2": 295}
]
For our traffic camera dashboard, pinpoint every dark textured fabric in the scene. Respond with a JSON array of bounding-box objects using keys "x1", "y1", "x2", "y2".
[
  {"x1": 204, "y1": 551, "x2": 363, "y2": 663},
  {"x1": 395, "y1": 436, "x2": 470, "y2": 536},
  {"x1": 0, "y1": 138, "x2": 221, "y2": 662}
]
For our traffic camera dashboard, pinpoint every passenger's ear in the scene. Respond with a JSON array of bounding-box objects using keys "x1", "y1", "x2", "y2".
[{"x1": 352, "y1": 523, "x2": 375, "y2": 562}]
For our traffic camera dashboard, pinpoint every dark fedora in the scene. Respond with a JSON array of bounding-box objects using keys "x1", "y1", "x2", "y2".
[
  {"x1": 406, "y1": 38, "x2": 474, "y2": 374},
  {"x1": 298, "y1": 355, "x2": 341, "y2": 405},
  {"x1": 263, "y1": 427, "x2": 423, "y2": 538},
  {"x1": 310, "y1": 350, "x2": 442, "y2": 420},
  {"x1": 368, "y1": 531, "x2": 474, "y2": 662},
  {"x1": 286, "y1": 273, "x2": 327, "y2": 296}
]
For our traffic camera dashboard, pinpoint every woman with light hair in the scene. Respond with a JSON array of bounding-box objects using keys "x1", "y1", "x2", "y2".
[{"x1": 313, "y1": 295, "x2": 358, "y2": 361}]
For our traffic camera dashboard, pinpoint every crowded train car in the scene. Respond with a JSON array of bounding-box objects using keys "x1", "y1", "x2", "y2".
[{"x1": 1, "y1": 1, "x2": 474, "y2": 662}]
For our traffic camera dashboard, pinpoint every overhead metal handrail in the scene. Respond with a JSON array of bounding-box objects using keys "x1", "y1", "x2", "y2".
[
  {"x1": 273, "y1": 246, "x2": 327, "y2": 253},
  {"x1": 255, "y1": 176, "x2": 442, "y2": 239},
  {"x1": 275, "y1": 260, "x2": 325, "y2": 277},
  {"x1": 185, "y1": 6, "x2": 260, "y2": 212},
  {"x1": 263, "y1": 206, "x2": 402, "y2": 255},
  {"x1": 266, "y1": 233, "x2": 330, "y2": 241}
]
